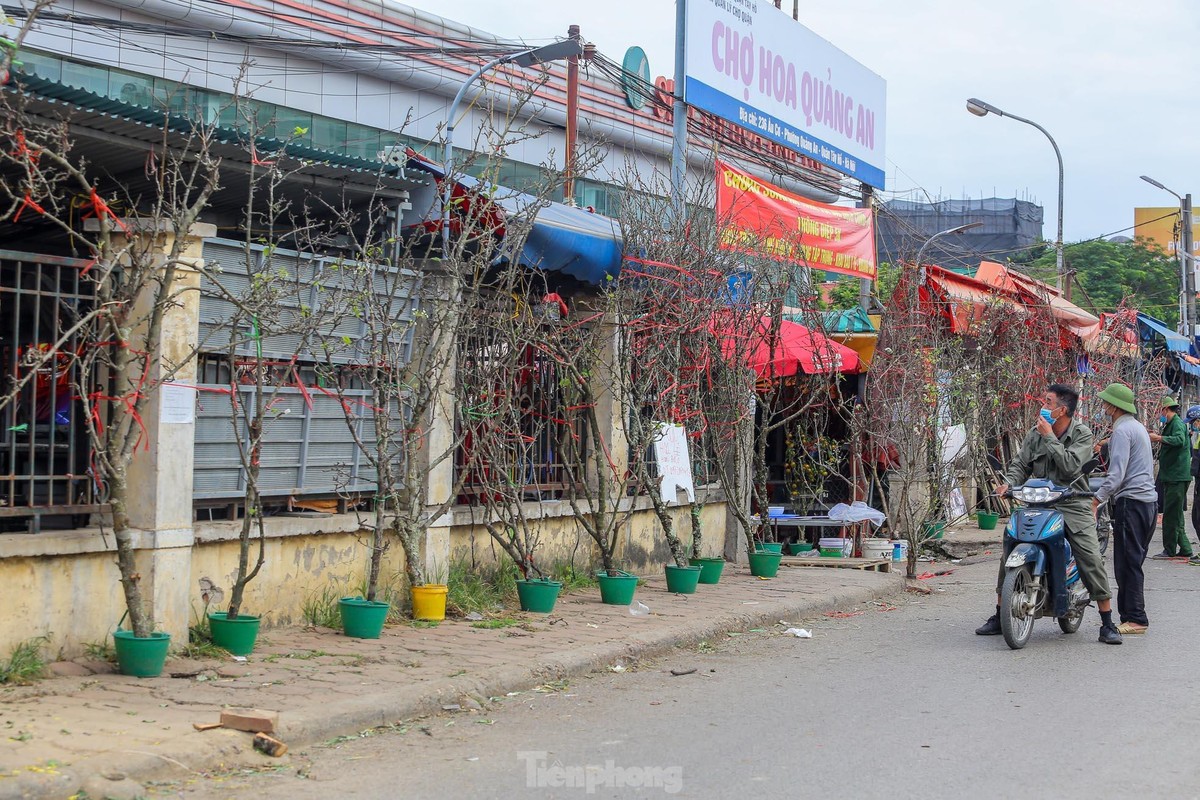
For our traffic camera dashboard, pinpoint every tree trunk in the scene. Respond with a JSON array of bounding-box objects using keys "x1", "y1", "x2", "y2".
[
  {"x1": 227, "y1": 485, "x2": 264, "y2": 619},
  {"x1": 109, "y1": 474, "x2": 152, "y2": 637},
  {"x1": 228, "y1": 403, "x2": 265, "y2": 619},
  {"x1": 689, "y1": 503, "x2": 703, "y2": 559}
]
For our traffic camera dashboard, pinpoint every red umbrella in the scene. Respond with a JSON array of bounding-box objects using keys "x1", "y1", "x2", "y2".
[{"x1": 717, "y1": 316, "x2": 861, "y2": 378}]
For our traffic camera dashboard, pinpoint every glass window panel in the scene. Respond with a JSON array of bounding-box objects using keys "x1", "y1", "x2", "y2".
[
  {"x1": 310, "y1": 115, "x2": 347, "y2": 151},
  {"x1": 59, "y1": 60, "x2": 108, "y2": 95},
  {"x1": 16, "y1": 50, "x2": 61, "y2": 81},
  {"x1": 273, "y1": 107, "x2": 313, "y2": 144},
  {"x1": 110, "y1": 70, "x2": 155, "y2": 108},
  {"x1": 344, "y1": 124, "x2": 381, "y2": 160}
]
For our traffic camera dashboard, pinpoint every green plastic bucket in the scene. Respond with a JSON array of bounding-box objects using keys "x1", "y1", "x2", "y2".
[
  {"x1": 596, "y1": 571, "x2": 638, "y2": 605},
  {"x1": 756, "y1": 542, "x2": 783, "y2": 554},
  {"x1": 747, "y1": 551, "x2": 783, "y2": 578},
  {"x1": 787, "y1": 542, "x2": 815, "y2": 555},
  {"x1": 689, "y1": 557, "x2": 726, "y2": 584},
  {"x1": 338, "y1": 597, "x2": 391, "y2": 639},
  {"x1": 207, "y1": 612, "x2": 261, "y2": 656},
  {"x1": 664, "y1": 564, "x2": 702, "y2": 594},
  {"x1": 516, "y1": 579, "x2": 563, "y2": 613},
  {"x1": 112, "y1": 630, "x2": 171, "y2": 678},
  {"x1": 922, "y1": 521, "x2": 946, "y2": 540},
  {"x1": 977, "y1": 512, "x2": 1000, "y2": 531}
]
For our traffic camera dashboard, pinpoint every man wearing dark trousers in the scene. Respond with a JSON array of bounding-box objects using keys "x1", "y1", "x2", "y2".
[
  {"x1": 977, "y1": 383, "x2": 1120, "y2": 645},
  {"x1": 1187, "y1": 404, "x2": 1200, "y2": 566},
  {"x1": 1150, "y1": 397, "x2": 1193, "y2": 559},
  {"x1": 1093, "y1": 383, "x2": 1158, "y2": 635}
]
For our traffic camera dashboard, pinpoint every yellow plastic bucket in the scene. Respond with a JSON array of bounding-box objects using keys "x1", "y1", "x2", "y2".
[{"x1": 411, "y1": 584, "x2": 448, "y2": 621}]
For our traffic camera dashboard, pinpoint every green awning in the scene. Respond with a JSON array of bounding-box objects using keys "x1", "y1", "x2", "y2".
[
  {"x1": 11, "y1": 72, "x2": 409, "y2": 178},
  {"x1": 819, "y1": 307, "x2": 877, "y2": 334}
]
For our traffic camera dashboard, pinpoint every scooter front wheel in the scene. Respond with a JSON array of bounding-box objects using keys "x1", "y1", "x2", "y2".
[{"x1": 1000, "y1": 565, "x2": 1037, "y2": 649}]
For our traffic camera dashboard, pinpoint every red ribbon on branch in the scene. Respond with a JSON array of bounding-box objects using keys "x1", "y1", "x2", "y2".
[
  {"x1": 81, "y1": 189, "x2": 130, "y2": 233},
  {"x1": 13, "y1": 194, "x2": 44, "y2": 222}
]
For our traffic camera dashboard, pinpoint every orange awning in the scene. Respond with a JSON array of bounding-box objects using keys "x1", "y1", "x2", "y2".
[
  {"x1": 974, "y1": 261, "x2": 1101, "y2": 341},
  {"x1": 922, "y1": 265, "x2": 1023, "y2": 333}
]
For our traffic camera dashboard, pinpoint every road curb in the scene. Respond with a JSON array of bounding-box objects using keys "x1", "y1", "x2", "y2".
[
  {"x1": 2, "y1": 571, "x2": 902, "y2": 799},
  {"x1": 278, "y1": 572, "x2": 902, "y2": 744}
]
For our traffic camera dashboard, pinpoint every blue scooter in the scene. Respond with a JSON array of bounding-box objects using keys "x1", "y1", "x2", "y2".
[{"x1": 999, "y1": 461, "x2": 1099, "y2": 650}]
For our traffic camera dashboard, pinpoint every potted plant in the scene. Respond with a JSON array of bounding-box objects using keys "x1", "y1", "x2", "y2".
[
  {"x1": 313, "y1": 218, "x2": 487, "y2": 633},
  {"x1": 688, "y1": 504, "x2": 726, "y2": 584},
  {"x1": 206, "y1": 177, "x2": 315, "y2": 655},
  {"x1": 411, "y1": 559, "x2": 449, "y2": 621},
  {"x1": 30, "y1": 138, "x2": 221, "y2": 675},
  {"x1": 539, "y1": 314, "x2": 643, "y2": 605}
]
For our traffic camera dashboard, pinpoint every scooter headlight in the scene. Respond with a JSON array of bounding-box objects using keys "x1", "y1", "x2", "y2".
[{"x1": 1013, "y1": 486, "x2": 1062, "y2": 504}]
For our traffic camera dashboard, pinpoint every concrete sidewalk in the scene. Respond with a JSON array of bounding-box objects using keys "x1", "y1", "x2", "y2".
[{"x1": 0, "y1": 561, "x2": 901, "y2": 800}]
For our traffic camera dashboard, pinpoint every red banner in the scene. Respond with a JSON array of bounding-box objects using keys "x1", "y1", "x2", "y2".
[{"x1": 715, "y1": 159, "x2": 877, "y2": 280}]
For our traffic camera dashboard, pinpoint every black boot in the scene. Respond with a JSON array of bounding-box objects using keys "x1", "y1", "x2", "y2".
[{"x1": 975, "y1": 613, "x2": 1002, "y2": 636}]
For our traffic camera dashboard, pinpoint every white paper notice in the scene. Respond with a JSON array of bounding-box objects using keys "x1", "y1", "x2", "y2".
[
  {"x1": 160, "y1": 383, "x2": 196, "y2": 425},
  {"x1": 652, "y1": 422, "x2": 695, "y2": 504}
]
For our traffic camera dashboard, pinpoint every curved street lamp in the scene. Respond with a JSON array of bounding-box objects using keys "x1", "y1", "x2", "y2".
[
  {"x1": 441, "y1": 39, "x2": 584, "y2": 257},
  {"x1": 966, "y1": 98, "x2": 1065, "y2": 294},
  {"x1": 914, "y1": 221, "x2": 984, "y2": 280}
]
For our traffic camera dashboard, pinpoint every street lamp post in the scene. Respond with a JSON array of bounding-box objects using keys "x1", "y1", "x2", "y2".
[
  {"x1": 966, "y1": 98, "x2": 1066, "y2": 297},
  {"x1": 1140, "y1": 174, "x2": 1196, "y2": 340},
  {"x1": 914, "y1": 221, "x2": 985, "y2": 280},
  {"x1": 440, "y1": 39, "x2": 584, "y2": 259}
]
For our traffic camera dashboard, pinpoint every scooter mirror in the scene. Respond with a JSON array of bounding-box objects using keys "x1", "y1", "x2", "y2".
[{"x1": 1079, "y1": 457, "x2": 1099, "y2": 477}]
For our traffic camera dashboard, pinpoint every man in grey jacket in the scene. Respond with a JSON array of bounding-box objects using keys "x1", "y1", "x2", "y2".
[{"x1": 1093, "y1": 383, "x2": 1158, "y2": 635}]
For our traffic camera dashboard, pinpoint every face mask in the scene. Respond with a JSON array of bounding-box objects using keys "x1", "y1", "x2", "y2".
[
  {"x1": 1160, "y1": 415, "x2": 1168, "y2": 425},
  {"x1": 1040, "y1": 408, "x2": 1054, "y2": 424}
]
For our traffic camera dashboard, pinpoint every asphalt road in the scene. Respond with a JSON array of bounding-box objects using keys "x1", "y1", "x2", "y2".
[{"x1": 160, "y1": 554, "x2": 1200, "y2": 800}]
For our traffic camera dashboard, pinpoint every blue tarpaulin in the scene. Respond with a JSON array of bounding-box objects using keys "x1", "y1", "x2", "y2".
[
  {"x1": 405, "y1": 153, "x2": 622, "y2": 286},
  {"x1": 1137, "y1": 313, "x2": 1200, "y2": 377},
  {"x1": 1137, "y1": 313, "x2": 1190, "y2": 352}
]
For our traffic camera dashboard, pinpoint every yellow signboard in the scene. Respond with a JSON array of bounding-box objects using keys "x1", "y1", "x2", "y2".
[{"x1": 1134, "y1": 207, "x2": 1198, "y2": 255}]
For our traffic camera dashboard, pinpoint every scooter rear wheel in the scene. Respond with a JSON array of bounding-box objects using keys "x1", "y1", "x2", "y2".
[{"x1": 1000, "y1": 566, "x2": 1037, "y2": 650}]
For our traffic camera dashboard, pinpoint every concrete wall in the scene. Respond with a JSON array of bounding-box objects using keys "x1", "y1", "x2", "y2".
[
  {"x1": 189, "y1": 517, "x2": 406, "y2": 627},
  {"x1": 447, "y1": 499, "x2": 728, "y2": 574},
  {"x1": 0, "y1": 499, "x2": 726, "y2": 658},
  {"x1": 0, "y1": 532, "x2": 127, "y2": 658}
]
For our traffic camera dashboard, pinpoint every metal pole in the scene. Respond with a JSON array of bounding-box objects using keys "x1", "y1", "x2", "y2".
[
  {"x1": 670, "y1": 0, "x2": 688, "y2": 220},
  {"x1": 1184, "y1": 193, "x2": 1196, "y2": 342},
  {"x1": 994, "y1": 111, "x2": 1065, "y2": 297},
  {"x1": 859, "y1": 183, "x2": 874, "y2": 311},
  {"x1": 441, "y1": 56, "x2": 506, "y2": 260},
  {"x1": 563, "y1": 24, "x2": 581, "y2": 205}
]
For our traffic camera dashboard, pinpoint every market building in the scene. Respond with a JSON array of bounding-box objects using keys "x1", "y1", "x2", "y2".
[{"x1": 0, "y1": 0, "x2": 879, "y2": 657}]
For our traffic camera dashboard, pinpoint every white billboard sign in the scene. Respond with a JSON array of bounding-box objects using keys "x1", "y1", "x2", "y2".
[{"x1": 685, "y1": 1, "x2": 887, "y2": 187}]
